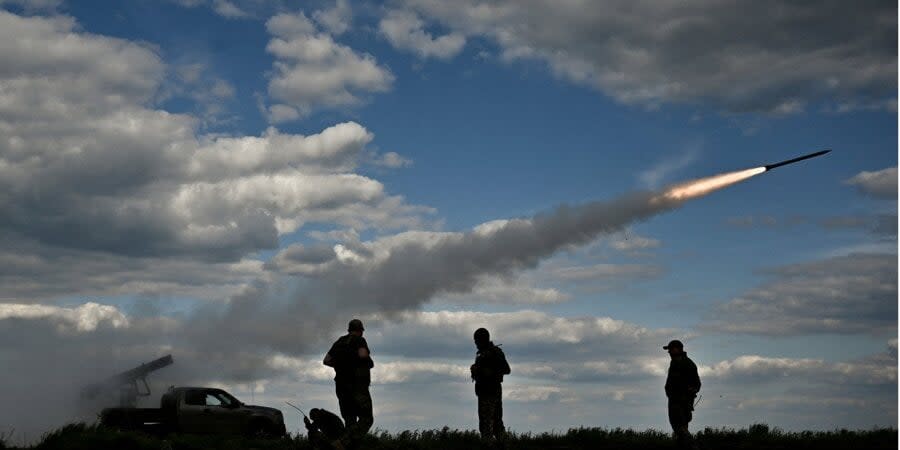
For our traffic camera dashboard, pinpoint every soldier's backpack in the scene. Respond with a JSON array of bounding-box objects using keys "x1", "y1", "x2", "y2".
[{"x1": 495, "y1": 345, "x2": 511, "y2": 380}]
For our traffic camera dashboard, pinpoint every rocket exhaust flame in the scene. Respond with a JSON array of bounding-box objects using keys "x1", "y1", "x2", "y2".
[
  {"x1": 657, "y1": 167, "x2": 767, "y2": 202},
  {"x1": 655, "y1": 149, "x2": 829, "y2": 202}
]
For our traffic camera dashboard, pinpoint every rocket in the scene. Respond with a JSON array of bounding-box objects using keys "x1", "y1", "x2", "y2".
[
  {"x1": 656, "y1": 148, "x2": 831, "y2": 202},
  {"x1": 764, "y1": 149, "x2": 831, "y2": 171}
]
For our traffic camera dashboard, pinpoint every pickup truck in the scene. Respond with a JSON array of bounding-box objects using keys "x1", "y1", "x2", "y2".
[{"x1": 100, "y1": 386, "x2": 286, "y2": 437}]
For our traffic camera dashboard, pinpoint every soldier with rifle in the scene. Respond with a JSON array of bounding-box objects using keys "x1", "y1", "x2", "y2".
[{"x1": 664, "y1": 339, "x2": 701, "y2": 449}]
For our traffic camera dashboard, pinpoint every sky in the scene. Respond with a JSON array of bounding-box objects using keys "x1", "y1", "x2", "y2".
[{"x1": 0, "y1": 0, "x2": 896, "y2": 442}]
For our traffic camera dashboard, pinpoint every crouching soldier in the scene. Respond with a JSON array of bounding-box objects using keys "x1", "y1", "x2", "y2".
[
  {"x1": 304, "y1": 408, "x2": 346, "y2": 450},
  {"x1": 664, "y1": 339, "x2": 701, "y2": 449},
  {"x1": 470, "y1": 328, "x2": 511, "y2": 442}
]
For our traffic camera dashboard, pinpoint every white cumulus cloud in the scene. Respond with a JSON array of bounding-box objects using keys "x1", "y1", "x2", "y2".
[
  {"x1": 394, "y1": 0, "x2": 896, "y2": 114},
  {"x1": 845, "y1": 167, "x2": 897, "y2": 199},
  {"x1": 265, "y1": 12, "x2": 394, "y2": 120},
  {"x1": 379, "y1": 9, "x2": 466, "y2": 60}
]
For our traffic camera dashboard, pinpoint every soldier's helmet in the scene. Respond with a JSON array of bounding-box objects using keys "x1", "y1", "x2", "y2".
[
  {"x1": 348, "y1": 318, "x2": 365, "y2": 332},
  {"x1": 474, "y1": 328, "x2": 490, "y2": 343}
]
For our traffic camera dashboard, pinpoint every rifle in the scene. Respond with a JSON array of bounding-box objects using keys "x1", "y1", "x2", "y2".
[{"x1": 693, "y1": 395, "x2": 702, "y2": 408}]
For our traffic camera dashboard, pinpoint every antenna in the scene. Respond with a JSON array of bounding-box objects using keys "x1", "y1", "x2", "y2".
[{"x1": 285, "y1": 401, "x2": 309, "y2": 420}]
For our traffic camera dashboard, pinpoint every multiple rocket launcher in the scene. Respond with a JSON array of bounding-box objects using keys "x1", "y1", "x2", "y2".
[{"x1": 81, "y1": 354, "x2": 174, "y2": 407}]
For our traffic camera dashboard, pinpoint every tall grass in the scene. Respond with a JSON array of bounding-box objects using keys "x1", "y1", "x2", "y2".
[{"x1": 16, "y1": 423, "x2": 898, "y2": 450}]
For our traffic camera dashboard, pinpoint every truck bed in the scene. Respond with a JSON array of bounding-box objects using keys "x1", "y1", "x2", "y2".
[{"x1": 100, "y1": 407, "x2": 169, "y2": 430}]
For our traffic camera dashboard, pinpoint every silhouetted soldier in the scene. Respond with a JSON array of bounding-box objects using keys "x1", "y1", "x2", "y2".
[
  {"x1": 324, "y1": 319, "x2": 374, "y2": 447},
  {"x1": 664, "y1": 339, "x2": 701, "y2": 449},
  {"x1": 470, "y1": 328, "x2": 511, "y2": 442},
  {"x1": 304, "y1": 408, "x2": 346, "y2": 450}
]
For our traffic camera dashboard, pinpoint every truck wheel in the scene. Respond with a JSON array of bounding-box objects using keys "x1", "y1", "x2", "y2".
[
  {"x1": 102, "y1": 411, "x2": 126, "y2": 429},
  {"x1": 247, "y1": 420, "x2": 277, "y2": 439}
]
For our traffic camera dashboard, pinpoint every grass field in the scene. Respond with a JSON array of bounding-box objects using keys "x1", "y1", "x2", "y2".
[{"x1": 8, "y1": 423, "x2": 896, "y2": 450}]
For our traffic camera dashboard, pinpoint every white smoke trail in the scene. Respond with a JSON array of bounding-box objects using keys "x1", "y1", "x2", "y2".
[
  {"x1": 254, "y1": 165, "x2": 773, "y2": 325},
  {"x1": 657, "y1": 167, "x2": 767, "y2": 202},
  {"x1": 39, "y1": 165, "x2": 777, "y2": 381}
]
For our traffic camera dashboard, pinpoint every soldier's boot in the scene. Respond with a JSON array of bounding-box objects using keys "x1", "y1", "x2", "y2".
[
  {"x1": 337, "y1": 433, "x2": 357, "y2": 450},
  {"x1": 674, "y1": 426, "x2": 698, "y2": 450},
  {"x1": 495, "y1": 437, "x2": 509, "y2": 450}
]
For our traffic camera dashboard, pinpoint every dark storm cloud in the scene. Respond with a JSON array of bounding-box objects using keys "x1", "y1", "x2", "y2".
[{"x1": 396, "y1": 0, "x2": 896, "y2": 113}]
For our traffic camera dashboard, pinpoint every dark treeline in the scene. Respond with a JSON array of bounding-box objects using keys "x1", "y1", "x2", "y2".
[{"x1": 13, "y1": 423, "x2": 898, "y2": 450}]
